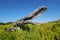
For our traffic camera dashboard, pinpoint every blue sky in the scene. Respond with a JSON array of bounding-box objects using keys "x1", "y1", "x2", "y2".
[{"x1": 0, "y1": 0, "x2": 60, "y2": 23}]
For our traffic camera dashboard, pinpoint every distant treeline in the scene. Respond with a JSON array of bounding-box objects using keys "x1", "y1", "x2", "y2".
[
  {"x1": 0, "y1": 19, "x2": 60, "y2": 25},
  {"x1": 0, "y1": 22, "x2": 14, "y2": 25}
]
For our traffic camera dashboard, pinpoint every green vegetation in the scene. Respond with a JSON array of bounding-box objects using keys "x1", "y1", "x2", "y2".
[{"x1": 0, "y1": 20, "x2": 60, "y2": 40}]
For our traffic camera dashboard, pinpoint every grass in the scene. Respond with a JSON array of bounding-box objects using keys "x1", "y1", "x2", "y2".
[{"x1": 0, "y1": 19, "x2": 60, "y2": 40}]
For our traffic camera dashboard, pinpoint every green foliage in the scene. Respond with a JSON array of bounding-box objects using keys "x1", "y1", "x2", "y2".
[{"x1": 0, "y1": 20, "x2": 60, "y2": 40}]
